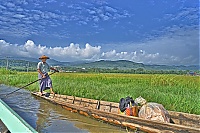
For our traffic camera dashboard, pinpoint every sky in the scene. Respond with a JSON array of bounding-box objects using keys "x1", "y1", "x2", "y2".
[{"x1": 0, "y1": 0, "x2": 199, "y2": 65}]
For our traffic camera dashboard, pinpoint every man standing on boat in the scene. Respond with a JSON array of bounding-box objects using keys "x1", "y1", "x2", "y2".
[{"x1": 37, "y1": 55, "x2": 59, "y2": 96}]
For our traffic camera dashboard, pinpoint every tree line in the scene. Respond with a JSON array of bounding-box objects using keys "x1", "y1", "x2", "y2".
[{"x1": 63, "y1": 67, "x2": 198, "y2": 75}]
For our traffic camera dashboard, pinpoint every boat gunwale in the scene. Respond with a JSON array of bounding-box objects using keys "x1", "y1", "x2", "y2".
[{"x1": 0, "y1": 99, "x2": 38, "y2": 133}]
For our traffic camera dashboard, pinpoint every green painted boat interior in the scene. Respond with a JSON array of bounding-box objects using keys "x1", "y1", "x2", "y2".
[{"x1": 0, "y1": 99, "x2": 37, "y2": 133}]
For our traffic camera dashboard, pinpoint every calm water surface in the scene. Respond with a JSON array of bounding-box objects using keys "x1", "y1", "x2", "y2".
[{"x1": 0, "y1": 84, "x2": 126, "y2": 133}]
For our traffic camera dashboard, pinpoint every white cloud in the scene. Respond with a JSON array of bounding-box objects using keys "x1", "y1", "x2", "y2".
[
  {"x1": 60, "y1": 2, "x2": 66, "y2": 6},
  {"x1": 0, "y1": 40, "x2": 28, "y2": 57},
  {"x1": 88, "y1": 10, "x2": 96, "y2": 14},
  {"x1": 15, "y1": 0, "x2": 28, "y2": 5},
  {"x1": 44, "y1": 0, "x2": 57, "y2": 4},
  {"x1": 6, "y1": 2, "x2": 15, "y2": 8},
  {"x1": 0, "y1": 5, "x2": 6, "y2": 10},
  {"x1": 13, "y1": 14, "x2": 25, "y2": 18},
  {"x1": 0, "y1": 40, "x2": 102, "y2": 62},
  {"x1": 0, "y1": 40, "x2": 156, "y2": 63},
  {"x1": 101, "y1": 50, "x2": 160, "y2": 64},
  {"x1": 78, "y1": 21, "x2": 87, "y2": 25},
  {"x1": 0, "y1": 38, "x2": 198, "y2": 65},
  {"x1": 164, "y1": 7, "x2": 198, "y2": 24},
  {"x1": 105, "y1": 6, "x2": 117, "y2": 13}
]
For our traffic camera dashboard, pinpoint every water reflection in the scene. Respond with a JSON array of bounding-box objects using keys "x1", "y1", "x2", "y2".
[
  {"x1": 0, "y1": 84, "x2": 126, "y2": 133},
  {"x1": 0, "y1": 84, "x2": 38, "y2": 129}
]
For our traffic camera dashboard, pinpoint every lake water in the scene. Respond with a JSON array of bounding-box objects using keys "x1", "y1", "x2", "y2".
[{"x1": 0, "y1": 84, "x2": 126, "y2": 133}]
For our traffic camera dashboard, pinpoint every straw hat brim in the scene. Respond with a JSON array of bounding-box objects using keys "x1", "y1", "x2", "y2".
[{"x1": 39, "y1": 55, "x2": 50, "y2": 59}]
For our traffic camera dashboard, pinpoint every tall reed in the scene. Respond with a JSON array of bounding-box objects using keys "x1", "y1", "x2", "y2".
[{"x1": 0, "y1": 69, "x2": 199, "y2": 114}]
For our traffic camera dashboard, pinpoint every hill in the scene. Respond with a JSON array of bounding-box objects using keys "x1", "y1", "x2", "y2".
[
  {"x1": 72, "y1": 60, "x2": 199, "y2": 71},
  {"x1": 0, "y1": 58, "x2": 199, "y2": 71},
  {"x1": 73, "y1": 60, "x2": 144, "y2": 69}
]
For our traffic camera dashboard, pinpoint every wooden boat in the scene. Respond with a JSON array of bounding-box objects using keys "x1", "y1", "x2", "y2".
[
  {"x1": 0, "y1": 99, "x2": 38, "y2": 133},
  {"x1": 32, "y1": 92, "x2": 200, "y2": 133}
]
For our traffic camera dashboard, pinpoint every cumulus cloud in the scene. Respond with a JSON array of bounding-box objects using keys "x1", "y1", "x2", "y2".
[
  {"x1": 0, "y1": 40, "x2": 28, "y2": 57},
  {"x1": 0, "y1": 40, "x2": 102, "y2": 62},
  {"x1": 0, "y1": 38, "x2": 198, "y2": 65},
  {"x1": 0, "y1": 40, "x2": 164, "y2": 64},
  {"x1": 101, "y1": 50, "x2": 160, "y2": 64}
]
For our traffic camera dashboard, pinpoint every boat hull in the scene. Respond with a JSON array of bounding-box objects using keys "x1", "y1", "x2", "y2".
[
  {"x1": 32, "y1": 92, "x2": 200, "y2": 133},
  {"x1": 0, "y1": 99, "x2": 37, "y2": 133}
]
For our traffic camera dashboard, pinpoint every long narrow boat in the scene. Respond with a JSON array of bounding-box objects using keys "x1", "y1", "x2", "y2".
[
  {"x1": 32, "y1": 92, "x2": 200, "y2": 133},
  {"x1": 0, "y1": 99, "x2": 38, "y2": 133}
]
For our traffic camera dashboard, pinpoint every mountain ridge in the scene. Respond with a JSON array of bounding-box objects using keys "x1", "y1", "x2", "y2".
[
  {"x1": 0, "y1": 57, "x2": 199, "y2": 71},
  {"x1": 72, "y1": 60, "x2": 199, "y2": 70}
]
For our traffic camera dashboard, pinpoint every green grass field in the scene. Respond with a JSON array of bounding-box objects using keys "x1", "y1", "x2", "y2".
[{"x1": 0, "y1": 68, "x2": 199, "y2": 114}]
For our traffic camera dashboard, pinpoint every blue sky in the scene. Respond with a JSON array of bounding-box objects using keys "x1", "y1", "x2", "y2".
[{"x1": 0, "y1": 0, "x2": 199, "y2": 65}]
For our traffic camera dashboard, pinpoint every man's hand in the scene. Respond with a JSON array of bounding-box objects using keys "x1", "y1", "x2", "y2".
[
  {"x1": 42, "y1": 74, "x2": 46, "y2": 78},
  {"x1": 50, "y1": 67, "x2": 59, "y2": 72}
]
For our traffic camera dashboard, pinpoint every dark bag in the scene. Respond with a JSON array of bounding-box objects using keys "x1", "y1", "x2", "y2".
[
  {"x1": 119, "y1": 98, "x2": 126, "y2": 112},
  {"x1": 119, "y1": 96, "x2": 135, "y2": 112}
]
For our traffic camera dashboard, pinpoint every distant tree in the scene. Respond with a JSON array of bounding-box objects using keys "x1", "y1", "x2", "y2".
[{"x1": 113, "y1": 67, "x2": 118, "y2": 70}]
